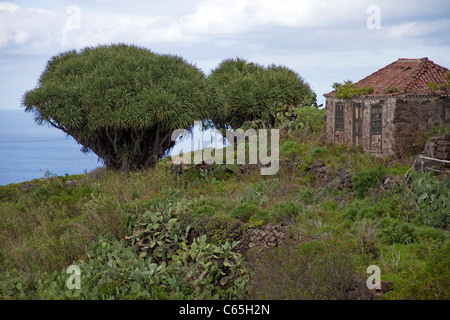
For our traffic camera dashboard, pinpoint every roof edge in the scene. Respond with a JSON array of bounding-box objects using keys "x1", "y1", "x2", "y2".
[
  {"x1": 324, "y1": 57, "x2": 449, "y2": 96},
  {"x1": 324, "y1": 91, "x2": 448, "y2": 99}
]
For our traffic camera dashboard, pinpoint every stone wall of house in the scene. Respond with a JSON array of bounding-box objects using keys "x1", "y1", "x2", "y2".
[
  {"x1": 325, "y1": 94, "x2": 449, "y2": 157},
  {"x1": 324, "y1": 96, "x2": 396, "y2": 155},
  {"x1": 324, "y1": 97, "x2": 353, "y2": 147},
  {"x1": 324, "y1": 98, "x2": 338, "y2": 144},
  {"x1": 361, "y1": 96, "x2": 396, "y2": 155},
  {"x1": 392, "y1": 95, "x2": 450, "y2": 157}
]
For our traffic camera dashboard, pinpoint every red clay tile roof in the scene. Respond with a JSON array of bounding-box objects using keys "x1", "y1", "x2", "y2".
[{"x1": 325, "y1": 57, "x2": 450, "y2": 96}]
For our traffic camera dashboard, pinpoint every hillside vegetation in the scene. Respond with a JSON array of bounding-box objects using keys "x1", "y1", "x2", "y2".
[{"x1": 1, "y1": 107, "x2": 449, "y2": 300}]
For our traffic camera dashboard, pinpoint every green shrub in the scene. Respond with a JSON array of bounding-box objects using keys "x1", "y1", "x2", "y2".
[
  {"x1": 377, "y1": 218, "x2": 416, "y2": 244},
  {"x1": 357, "y1": 86, "x2": 374, "y2": 95},
  {"x1": 195, "y1": 216, "x2": 244, "y2": 245},
  {"x1": 193, "y1": 205, "x2": 216, "y2": 219},
  {"x1": 384, "y1": 86, "x2": 398, "y2": 94},
  {"x1": 0, "y1": 185, "x2": 19, "y2": 202},
  {"x1": 239, "y1": 179, "x2": 278, "y2": 206},
  {"x1": 48, "y1": 183, "x2": 93, "y2": 206},
  {"x1": 172, "y1": 235, "x2": 249, "y2": 299},
  {"x1": 0, "y1": 237, "x2": 170, "y2": 300},
  {"x1": 273, "y1": 105, "x2": 325, "y2": 135},
  {"x1": 209, "y1": 164, "x2": 236, "y2": 181},
  {"x1": 383, "y1": 242, "x2": 450, "y2": 300},
  {"x1": 70, "y1": 237, "x2": 169, "y2": 300},
  {"x1": 332, "y1": 80, "x2": 358, "y2": 99},
  {"x1": 298, "y1": 188, "x2": 315, "y2": 205},
  {"x1": 230, "y1": 202, "x2": 260, "y2": 223},
  {"x1": 332, "y1": 80, "x2": 373, "y2": 99},
  {"x1": 127, "y1": 206, "x2": 191, "y2": 263},
  {"x1": 242, "y1": 185, "x2": 268, "y2": 206},
  {"x1": 310, "y1": 146, "x2": 327, "y2": 157},
  {"x1": 270, "y1": 201, "x2": 303, "y2": 223},
  {"x1": 409, "y1": 172, "x2": 449, "y2": 228},
  {"x1": 342, "y1": 196, "x2": 403, "y2": 221},
  {"x1": 0, "y1": 268, "x2": 38, "y2": 299},
  {"x1": 280, "y1": 141, "x2": 306, "y2": 159},
  {"x1": 349, "y1": 220, "x2": 378, "y2": 256},
  {"x1": 321, "y1": 200, "x2": 339, "y2": 212},
  {"x1": 427, "y1": 81, "x2": 441, "y2": 92},
  {"x1": 292, "y1": 105, "x2": 325, "y2": 134},
  {"x1": 351, "y1": 166, "x2": 386, "y2": 198},
  {"x1": 413, "y1": 225, "x2": 448, "y2": 242},
  {"x1": 1, "y1": 218, "x2": 249, "y2": 300}
]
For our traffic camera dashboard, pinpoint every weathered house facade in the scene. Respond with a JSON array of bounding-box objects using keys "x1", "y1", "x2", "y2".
[{"x1": 324, "y1": 58, "x2": 450, "y2": 156}]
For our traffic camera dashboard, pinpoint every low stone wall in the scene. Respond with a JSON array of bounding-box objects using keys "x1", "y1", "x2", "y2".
[
  {"x1": 414, "y1": 133, "x2": 450, "y2": 174},
  {"x1": 432, "y1": 133, "x2": 450, "y2": 160}
]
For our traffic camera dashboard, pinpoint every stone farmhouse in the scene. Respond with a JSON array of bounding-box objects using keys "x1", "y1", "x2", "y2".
[{"x1": 323, "y1": 58, "x2": 450, "y2": 157}]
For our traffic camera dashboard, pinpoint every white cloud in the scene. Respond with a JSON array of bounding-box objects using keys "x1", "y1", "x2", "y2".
[
  {"x1": 0, "y1": 1, "x2": 19, "y2": 11},
  {"x1": 182, "y1": 0, "x2": 250, "y2": 34},
  {"x1": 0, "y1": 2, "x2": 62, "y2": 49},
  {"x1": 185, "y1": 0, "x2": 434, "y2": 37},
  {"x1": 182, "y1": 0, "x2": 364, "y2": 35},
  {"x1": 387, "y1": 19, "x2": 450, "y2": 43},
  {"x1": 1, "y1": 0, "x2": 449, "y2": 56},
  {"x1": 0, "y1": 2, "x2": 196, "y2": 55},
  {"x1": 387, "y1": 22, "x2": 418, "y2": 39}
]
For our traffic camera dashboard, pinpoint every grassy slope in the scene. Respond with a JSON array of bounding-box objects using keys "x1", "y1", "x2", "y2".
[{"x1": 0, "y1": 128, "x2": 448, "y2": 300}]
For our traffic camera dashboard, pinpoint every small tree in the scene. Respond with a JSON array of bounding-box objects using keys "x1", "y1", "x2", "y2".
[
  {"x1": 427, "y1": 72, "x2": 450, "y2": 92},
  {"x1": 332, "y1": 80, "x2": 374, "y2": 99},
  {"x1": 208, "y1": 58, "x2": 317, "y2": 131},
  {"x1": 22, "y1": 44, "x2": 216, "y2": 171}
]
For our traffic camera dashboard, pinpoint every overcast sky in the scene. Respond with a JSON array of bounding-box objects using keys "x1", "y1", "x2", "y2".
[{"x1": 1, "y1": 0, "x2": 450, "y2": 111}]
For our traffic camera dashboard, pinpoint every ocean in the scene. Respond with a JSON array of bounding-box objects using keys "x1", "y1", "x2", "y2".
[{"x1": 0, "y1": 109, "x2": 103, "y2": 186}]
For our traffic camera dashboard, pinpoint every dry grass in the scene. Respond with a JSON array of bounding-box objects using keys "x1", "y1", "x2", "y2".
[{"x1": 245, "y1": 241, "x2": 358, "y2": 300}]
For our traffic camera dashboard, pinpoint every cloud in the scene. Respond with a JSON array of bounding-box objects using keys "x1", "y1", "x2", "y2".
[
  {"x1": 181, "y1": 0, "x2": 368, "y2": 35},
  {"x1": 0, "y1": 1, "x2": 196, "y2": 55},
  {"x1": 387, "y1": 19, "x2": 450, "y2": 44},
  {"x1": 0, "y1": 2, "x2": 62, "y2": 50},
  {"x1": 1, "y1": 0, "x2": 449, "y2": 57},
  {"x1": 0, "y1": 0, "x2": 378, "y2": 54},
  {"x1": 0, "y1": 1, "x2": 19, "y2": 12}
]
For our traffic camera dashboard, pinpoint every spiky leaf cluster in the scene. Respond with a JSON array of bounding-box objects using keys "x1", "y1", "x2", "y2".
[
  {"x1": 23, "y1": 44, "x2": 215, "y2": 170},
  {"x1": 208, "y1": 58, "x2": 317, "y2": 130}
]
